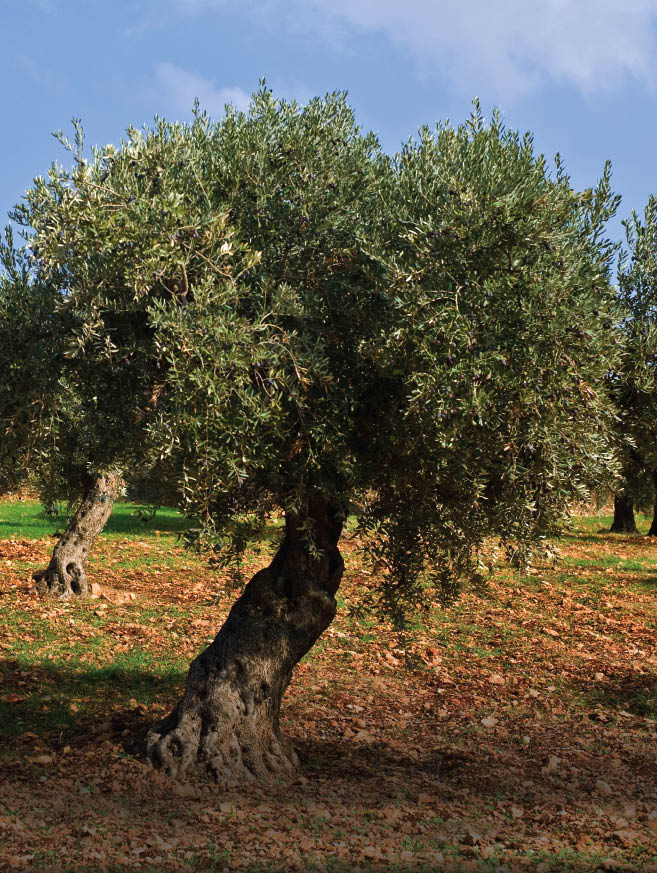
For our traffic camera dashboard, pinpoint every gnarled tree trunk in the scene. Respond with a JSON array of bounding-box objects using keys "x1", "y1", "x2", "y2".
[
  {"x1": 648, "y1": 471, "x2": 657, "y2": 537},
  {"x1": 33, "y1": 471, "x2": 120, "y2": 599},
  {"x1": 610, "y1": 493, "x2": 637, "y2": 534},
  {"x1": 147, "y1": 495, "x2": 344, "y2": 786}
]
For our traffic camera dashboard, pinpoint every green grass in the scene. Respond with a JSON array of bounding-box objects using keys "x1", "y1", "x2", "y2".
[
  {"x1": 0, "y1": 580, "x2": 205, "y2": 743},
  {"x1": 566, "y1": 511, "x2": 654, "y2": 537},
  {"x1": 0, "y1": 597, "x2": 195, "y2": 740},
  {"x1": 0, "y1": 498, "x2": 189, "y2": 540}
]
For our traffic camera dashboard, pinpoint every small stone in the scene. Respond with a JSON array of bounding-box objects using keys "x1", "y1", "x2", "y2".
[
  {"x1": 544, "y1": 755, "x2": 561, "y2": 773},
  {"x1": 462, "y1": 827, "x2": 481, "y2": 845},
  {"x1": 595, "y1": 778, "x2": 613, "y2": 796},
  {"x1": 28, "y1": 754, "x2": 53, "y2": 765}
]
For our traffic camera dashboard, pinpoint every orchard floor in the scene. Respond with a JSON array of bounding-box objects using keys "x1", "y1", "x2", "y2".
[{"x1": 1, "y1": 500, "x2": 657, "y2": 872}]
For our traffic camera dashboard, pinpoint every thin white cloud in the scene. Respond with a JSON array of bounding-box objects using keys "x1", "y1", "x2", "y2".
[
  {"x1": 300, "y1": 0, "x2": 657, "y2": 98},
  {"x1": 17, "y1": 54, "x2": 68, "y2": 96},
  {"x1": 163, "y1": 0, "x2": 657, "y2": 99},
  {"x1": 170, "y1": 0, "x2": 278, "y2": 14},
  {"x1": 154, "y1": 62, "x2": 251, "y2": 116},
  {"x1": 171, "y1": 0, "x2": 224, "y2": 12},
  {"x1": 28, "y1": 0, "x2": 58, "y2": 11}
]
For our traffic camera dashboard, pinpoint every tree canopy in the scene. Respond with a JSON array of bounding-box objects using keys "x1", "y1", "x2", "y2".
[
  {"x1": 2, "y1": 88, "x2": 624, "y2": 616},
  {"x1": 0, "y1": 87, "x2": 629, "y2": 781}
]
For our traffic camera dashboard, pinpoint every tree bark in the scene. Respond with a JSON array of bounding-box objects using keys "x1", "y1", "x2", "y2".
[
  {"x1": 610, "y1": 493, "x2": 637, "y2": 534},
  {"x1": 33, "y1": 471, "x2": 120, "y2": 599},
  {"x1": 146, "y1": 494, "x2": 344, "y2": 785},
  {"x1": 648, "y1": 471, "x2": 657, "y2": 537}
]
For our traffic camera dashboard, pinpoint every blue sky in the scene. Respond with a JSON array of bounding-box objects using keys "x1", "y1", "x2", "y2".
[{"x1": 4, "y1": 0, "x2": 657, "y2": 245}]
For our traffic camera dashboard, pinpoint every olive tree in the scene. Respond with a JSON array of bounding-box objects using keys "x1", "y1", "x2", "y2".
[
  {"x1": 11, "y1": 90, "x2": 621, "y2": 784},
  {"x1": 2, "y1": 113, "x2": 249, "y2": 596},
  {"x1": 609, "y1": 197, "x2": 657, "y2": 535},
  {"x1": 0, "y1": 231, "x2": 60, "y2": 497},
  {"x1": 0, "y1": 233, "x2": 121, "y2": 598},
  {"x1": 0, "y1": 226, "x2": 125, "y2": 597}
]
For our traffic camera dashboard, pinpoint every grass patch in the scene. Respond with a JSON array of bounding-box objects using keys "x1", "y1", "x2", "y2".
[{"x1": 0, "y1": 498, "x2": 189, "y2": 540}]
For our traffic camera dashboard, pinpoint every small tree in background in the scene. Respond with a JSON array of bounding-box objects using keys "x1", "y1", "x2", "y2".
[
  {"x1": 0, "y1": 233, "x2": 121, "y2": 598},
  {"x1": 0, "y1": 113, "x2": 247, "y2": 596},
  {"x1": 609, "y1": 196, "x2": 657, "y2": 535},
  {"x1": 7, "y1": 90, "x2": 622, "y2": 784},
  {"x1": 0, "y1": 230, "x2": 63, "y2": 498}
]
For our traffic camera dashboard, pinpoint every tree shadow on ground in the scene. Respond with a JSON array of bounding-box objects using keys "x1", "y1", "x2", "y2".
[
  {"x1": 1, "y1": 664, "x2": 655, "y2": 873},
  {"x1": 562, "y1": 531, "x2": 610, "y2": 543},
  {"x1": 294, "y1": 732, "x2": 656, "y2": 808},
  {"x1": 568, "y1": 667, "x2": 657, "y2": 720},
  {"x1": 633, "y1": 573, "x2": 657, "y2": 592},
  {"x1": 2, "y1": 659, "x2": 657, "y2": 804},
  {"x1": 16, "y1": 859, "x2": 638, "y2": 873},
  {"x1": 0, "y1": 658, "x2": 185, "y2": 744},
  {"x1": 560, "y1": 529, "x2": 651, "y2": 543}
]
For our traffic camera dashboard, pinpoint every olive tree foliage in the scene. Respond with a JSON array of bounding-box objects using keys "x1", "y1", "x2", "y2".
[
  {"x1": 157, "y1": 103, "x2": 621, "y2": 611},
  {"x1": 8, "y1": 90, "x2": 621, "y2": 621},
  {"x1": 0, "y1": 229, "x2": 77, "y2": 503},
  {"x1": 356, "y1": 116, "x2": 622, "y2": 607},
  {"x1": 1, "y1": 115, "x2": 249, "y2": 593},
  {"x1": 609, "y1": 197, "x2": 657, "y2": 532},
  {"x1": 3, "y1": 117, "x2": 252, "y2": 512}
]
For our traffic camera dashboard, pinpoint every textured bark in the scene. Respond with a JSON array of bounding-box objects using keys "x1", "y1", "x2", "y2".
[
  {"x1": 648, "y1": 471, "x2": 657, "y2": 537},
  {"x1": 33, "y1": 472, "x2": 120, "y2": 599},
  {"x1": 147, "y1": 495, "x2": 344, "y2": 786},
  {"x1": 610, "y1": 493, "x2": 638, "y2": 534}
]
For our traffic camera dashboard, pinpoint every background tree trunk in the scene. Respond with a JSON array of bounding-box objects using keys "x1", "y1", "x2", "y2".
[
  {"x1": 648, "y1": 471, "x2": 657, "y2": 537},
  {"x1": 147, "y1": 495, "x2": 344, "y2": 786},
  {"x1": 610, "y1": 493, "x2": 638, "y2": 534},
  {"x1": 33, "y1": 471, "x2": 120, "y2": 599}
]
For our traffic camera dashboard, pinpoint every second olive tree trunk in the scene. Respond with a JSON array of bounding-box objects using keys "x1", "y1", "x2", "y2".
[
  {"x1": 33, "y1": 471, "x2": 120, "y2": 599},
  {"x1": 648, "y1": 471, "x2": 657, "y2": 537},
  {"x1": 610, "y1": 493, "x2": 637, "y2": 534}
]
